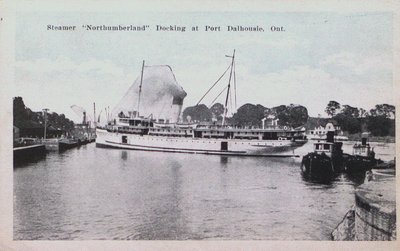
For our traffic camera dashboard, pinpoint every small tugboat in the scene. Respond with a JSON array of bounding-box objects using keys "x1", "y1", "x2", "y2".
[
  {"x1": 59, "y1": 138, "x2": 79, "y2": 151},
  {"x1": 301, "y1": 130, "x2": 344, "y2": 178},
  {"x1": 344, "y1": 132, "x2": 382, "y2": 173},
  {"x1": 71, "y1": 104, "x2": 96, "y2": 145}
]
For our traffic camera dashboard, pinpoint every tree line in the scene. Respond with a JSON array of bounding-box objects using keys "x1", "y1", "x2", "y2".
[
  {"x1": 182, "y1": 103, "x2": 309, "y2": 128},
  {"x1": 182, "y1": 101, "x2": 395, "y2": 137},
  {"x1": 13, "y1": 97, "x2": 75, "y2": 132},
  {"x1": 14, "y1": 95, "x2": 395, "y2": 137},
  {"x1": 325, "y1": 101, "x2": 395, "y2": 136}
]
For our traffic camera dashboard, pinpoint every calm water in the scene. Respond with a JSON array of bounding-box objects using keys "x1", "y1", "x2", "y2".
[{"x1": 14, "y1": 141, "x2": 395, "y2": 240}]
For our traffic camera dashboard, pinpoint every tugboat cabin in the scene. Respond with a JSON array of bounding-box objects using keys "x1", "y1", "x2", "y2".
[
  {"x1": 352, "y1": 132, "x2": 373, "y2": 158},
  {"x1": 352, "y1": 143, "x2": 371, "y2": 157},
  {"x1": 314, "y1": 142, "x2": 334, "y2": 157},
  {"x1": 312, "y1": 130, "x2": 343, "y2": 158}
]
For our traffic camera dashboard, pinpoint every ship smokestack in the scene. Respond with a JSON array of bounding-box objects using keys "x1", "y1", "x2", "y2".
[
  {"x1": 361, "y1": 137, "x2": 367, "y2": 146},
  {"x1": 361, "y1": 132, "x2": 369, "y2": 146}
]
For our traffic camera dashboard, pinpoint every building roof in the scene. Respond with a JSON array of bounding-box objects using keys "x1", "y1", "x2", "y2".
[{"x1": 304, "y1": 117, "x2": 339, "y2": 130}]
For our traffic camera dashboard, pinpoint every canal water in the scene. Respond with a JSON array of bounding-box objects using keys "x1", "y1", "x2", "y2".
[{"x1": 13, "y1": 141, "x2": 395, "y2": 240}]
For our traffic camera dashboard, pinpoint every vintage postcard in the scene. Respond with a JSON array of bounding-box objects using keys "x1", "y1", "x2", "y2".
[{"x1": 1, "y1": 0, "x2": 399, "y2": 250}]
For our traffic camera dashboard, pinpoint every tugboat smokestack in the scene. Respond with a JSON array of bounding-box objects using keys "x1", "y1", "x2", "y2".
[
  {"x1": 361, "y1": 137, "x2": 367, "y2": 146},
  {"x1": 326, "y1": 131, "x2": 334, "y2": 143}
]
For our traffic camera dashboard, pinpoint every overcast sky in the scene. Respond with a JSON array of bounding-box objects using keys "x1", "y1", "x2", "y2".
[{"x1": 14, "y1": 11, "x2": 393, "y2": 122}]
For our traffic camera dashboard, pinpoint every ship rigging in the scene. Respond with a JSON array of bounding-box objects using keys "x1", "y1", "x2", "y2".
[
  {"x1": 196, "y1": 50, "x2": 237, "y2": 126},
  {"x1": 95, "y1": 51, "x2": 307, "y2": 156}
]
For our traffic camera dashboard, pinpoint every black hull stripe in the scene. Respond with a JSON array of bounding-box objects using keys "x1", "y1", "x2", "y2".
[
  {"x1": 97, "y1": 142, "x2": 300, "y2": 157},
  {"x1": 104, "y1": 140, "x2": 246, "y2": 153}
]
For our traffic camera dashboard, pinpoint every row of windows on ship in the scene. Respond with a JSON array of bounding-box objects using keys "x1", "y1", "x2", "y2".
[
  {"x1": 123, "y1": 137, "x2": 284, "y2": 145},
  {"x1": 118, "y1": 127, "x2": 277, "y2": 134},
  {"x1": 114, "y1": 126, "x2": 290, "y2": 137}
]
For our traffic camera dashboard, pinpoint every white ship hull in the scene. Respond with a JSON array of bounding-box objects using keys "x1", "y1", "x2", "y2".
[{"x1": 96, "y1": 128, "x2": 297, "y2": 156}]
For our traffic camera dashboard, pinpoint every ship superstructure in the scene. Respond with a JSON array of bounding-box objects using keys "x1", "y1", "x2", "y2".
[{"x1": 96, "y1": 52, "x2": 307, "y2": 155}]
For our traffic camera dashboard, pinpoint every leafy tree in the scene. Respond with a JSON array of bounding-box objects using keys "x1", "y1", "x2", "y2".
[
  {"x1": 182, "y1": 104, "x2": 212, "y2": 122},
  {"x1": 365, "y1": 104, "x2": 395, "y2": 136},
  {"x1": 271, "y1": 104, "x2": 308, "y2": 128},
  {"x1": 232, "y1": 103, "x2": 265, "y2": 127},
  {"x1": 47, "y1": 112, "x2": 74, "y2": 131},
  {"x1": 210, "y1": 103, "x2": 224, "y2": 121},
  {"x1": 325, "y1": 101, "x2": 341, "y2": 117},
  {"x1": 263, "y1": 107, "x2": 274, "y2": 117},
  {"x1": 358, "y1": 108, "x2": 368, "y2": 118},
  {"x1": 13, "y1": 96, "x2": 74, "y2": 131},
  {"x1": 13, "y1": 97, "x2": 29, "y2": 126},
  {"x1": 288, "y1": 105, "x2": 309, "y2": 128},
  {"x1": 366, "y1": 115, "x2": 393, "y2": 136},
  {"x1": 370, "y1": 104, "x2": 395, "y2": 118},
  {"x1": 331, "y1": 104, "x2": 361, "y2": 133},
  {"x1": 333, "y1": 113, "x2": 361, "y2": 134},
  {"x1": 341, "y1": 105, "x2": 360, "y2": 118}
]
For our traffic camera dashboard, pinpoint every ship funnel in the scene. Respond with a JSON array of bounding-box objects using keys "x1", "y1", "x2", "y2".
[
  {"x1": 361, "y1": 132, "x2": 369, "y2": 146},
  {"x1": 326, "y1": 131, "x2": 335, "y2": 143},
  {"x1": 361, "y1": 137, "x2": 368, "y2": 146}
]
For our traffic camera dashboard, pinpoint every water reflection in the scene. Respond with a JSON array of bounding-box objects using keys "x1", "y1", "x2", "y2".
[
  {"x1": 134, "y1": 159, "x2": 190, "y2": 239},
  {"x1": 343, "y1": 172, "x2": 367, "y2": 186},
  {"x1": 14, "y1": 153, "x2": 47, "y2": 168},
  {"x1": 220, "y1": 156, "x2": 228, "y2": 165},
  {"x1": 13, "y1": 142, "x2": 396, "y2": 240},
  {"x1": 300, "y1": 167, "x2": 368, "y2": 186},
  {"x1": 300, "y1": 172, "x2": 337, "y2": 186},
  {"x1": 120, "y1": 151, "x2": 128, "y2": 161}
]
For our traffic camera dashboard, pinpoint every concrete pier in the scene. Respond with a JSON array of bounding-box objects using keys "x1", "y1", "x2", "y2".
[
  {"x1": 42, "y1": 138, "x2": 94, "y2": 151},
  {"x1": 354, "y1": 175, "x2": 396, "y2": 240},
  {"x1": 332, "y1": 170, "x2": 396, "y2": 240},
  {"x1": 13, "y1": 144, "x2": 46, "y2": 164}
]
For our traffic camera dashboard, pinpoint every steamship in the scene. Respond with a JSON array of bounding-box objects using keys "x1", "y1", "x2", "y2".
[{"x1": 96, "y1": 51, "x2": 307, "y2": 156}]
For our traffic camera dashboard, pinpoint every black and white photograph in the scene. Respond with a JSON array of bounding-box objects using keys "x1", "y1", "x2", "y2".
[{"x1": 1, "y1": 0, "x2": 398, "y2": 250}]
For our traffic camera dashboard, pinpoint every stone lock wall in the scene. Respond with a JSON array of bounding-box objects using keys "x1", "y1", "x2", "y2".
[
  {"x1": 332, "y1": 174, "x2": 396, "y2": 241},
  {"x1": 354, "y1": 177, "x2": 396, "y2": 241}
]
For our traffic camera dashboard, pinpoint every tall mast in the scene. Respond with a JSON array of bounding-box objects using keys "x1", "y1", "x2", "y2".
[
  {"x1": 222, "y1": 50, "x2": 235, "y2": 126},
  {"x1": 93, "y1": 102, "x2": 96, "y2": 128},
  {"x1": 42, "y1": 108, "x2": 49, "y2": 139},
  {"x1": 137, "y1": 60, "x2": 145, "y2": 118}
]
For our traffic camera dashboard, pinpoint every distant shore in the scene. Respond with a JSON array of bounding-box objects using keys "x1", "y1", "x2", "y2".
[{"x1": 346, "y1": 134, "x2": 395, "y2": 143}]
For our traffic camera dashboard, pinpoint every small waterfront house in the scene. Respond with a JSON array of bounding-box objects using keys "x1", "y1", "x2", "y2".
[{"x1": 306, "y1": 120, "x2": 343, "y2": 136}]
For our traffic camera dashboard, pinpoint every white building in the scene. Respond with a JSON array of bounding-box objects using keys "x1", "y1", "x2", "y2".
[{"x1": 307, "y1": 122, "x2": 346, "y2": 140}]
